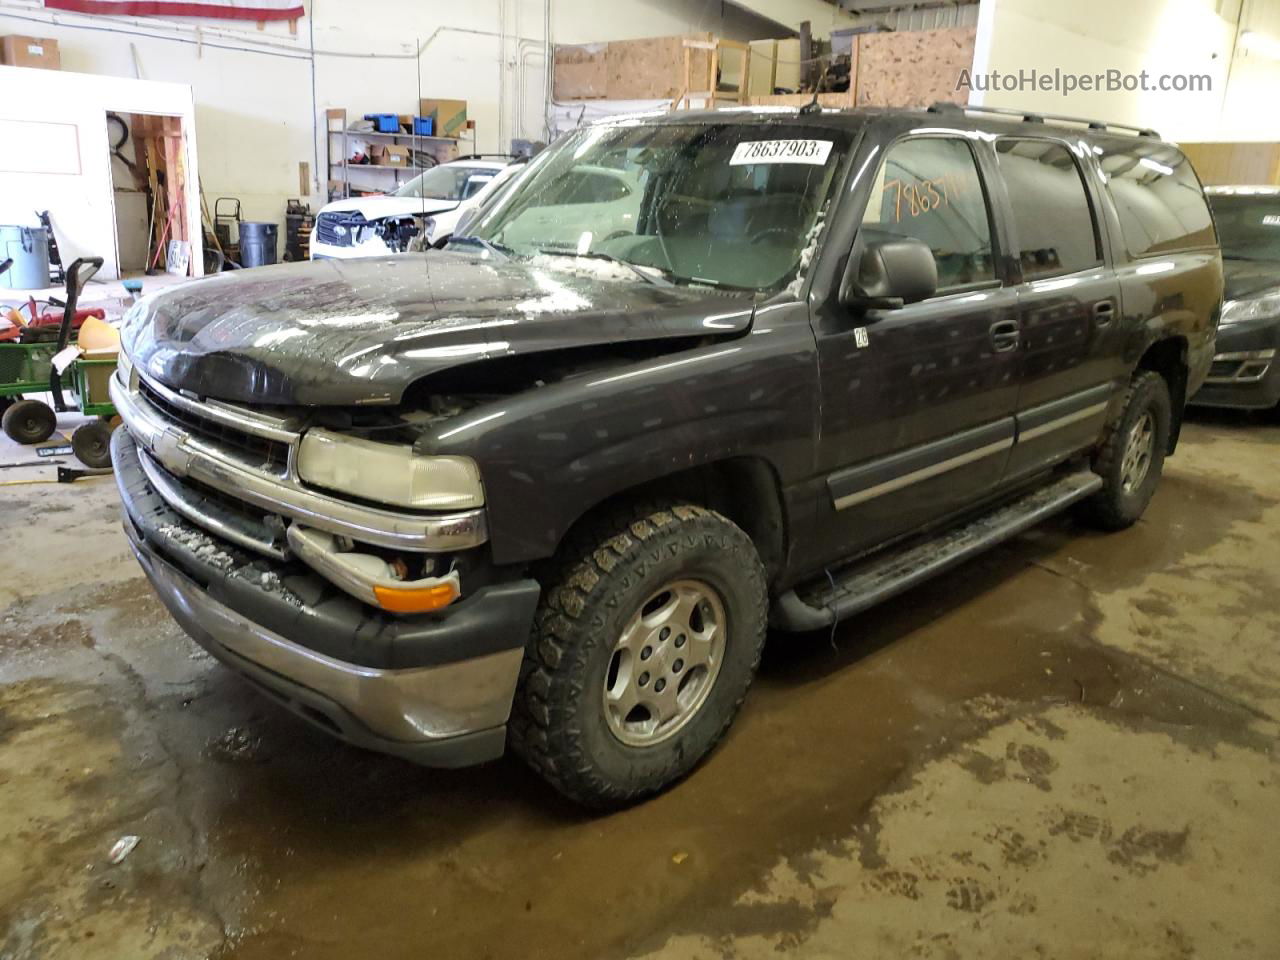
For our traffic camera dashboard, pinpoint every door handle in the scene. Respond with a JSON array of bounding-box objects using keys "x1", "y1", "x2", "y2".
[
  {"x1": 989, "y1": 320, "x2": 1020, "y2": 353},
  {"x1": 1093, "y1": 300, "x2": 1116, "y2": 325}
]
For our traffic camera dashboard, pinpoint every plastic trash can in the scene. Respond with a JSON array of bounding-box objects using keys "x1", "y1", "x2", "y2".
[
  {"x1": 1, "y1": 225, "x2": 51, "y2": 289},
  {"x1": 238, "y1": 221, "x2": 279, "y2": 268}
]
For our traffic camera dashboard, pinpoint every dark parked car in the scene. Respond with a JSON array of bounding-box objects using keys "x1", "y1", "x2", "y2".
[
  {"x1": 109, "y1": 104, "x2": 1221, "y2": 807},
  {"x1": 1191, "y1": 185, "x2": 1280, "y2": 411}
]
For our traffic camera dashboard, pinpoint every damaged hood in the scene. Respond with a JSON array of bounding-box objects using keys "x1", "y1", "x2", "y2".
[{"x1": 123, "y1": 253, "x2": 755, "y2": 406}]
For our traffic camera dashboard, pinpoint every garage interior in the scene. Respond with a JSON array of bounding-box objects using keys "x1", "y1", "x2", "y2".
[{"x1": 1, "y1": 0, "x2": 1279, "y2": 958}]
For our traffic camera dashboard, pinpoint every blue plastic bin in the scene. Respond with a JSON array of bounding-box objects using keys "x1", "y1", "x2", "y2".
[
  {"x1": 413, "y1": 116, "x2": 434, "y2": 136},
  {"x1": 364, "y1": 113, "x2": 401, "y2": 133},
  {"x1": 0, "y1": 225, "x2": 51, "y2": 289}
]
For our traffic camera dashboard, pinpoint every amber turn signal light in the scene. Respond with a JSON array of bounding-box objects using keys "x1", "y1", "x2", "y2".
[{"x1": 373, "y1": 581, "x2": 459, "y2": 614}]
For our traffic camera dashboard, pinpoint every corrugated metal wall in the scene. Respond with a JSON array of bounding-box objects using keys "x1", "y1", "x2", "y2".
[{"x1": 865, "y1": 3, "x2": 981, "y2": 31}]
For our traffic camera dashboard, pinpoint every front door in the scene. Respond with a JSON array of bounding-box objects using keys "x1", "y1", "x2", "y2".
[{"x1": 803, "y1": 135, "x2": 1021, "y2": 572}]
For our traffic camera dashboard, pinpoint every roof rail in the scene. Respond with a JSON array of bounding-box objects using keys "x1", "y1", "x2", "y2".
[{"x1": 926, "y1": 102, "x2": 1160, "y2": 139}]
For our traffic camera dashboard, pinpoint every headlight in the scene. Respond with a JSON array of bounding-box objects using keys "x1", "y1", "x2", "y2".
[
  {"x1": 1221, "y1": 291, "x2": 1280, "y2": 325},
  {"x1": 423, "y1": 217, "x2": 437, "y2": 241},
  {"x1": 297, "y1": 429, "x2": 484, "y2": 510}
]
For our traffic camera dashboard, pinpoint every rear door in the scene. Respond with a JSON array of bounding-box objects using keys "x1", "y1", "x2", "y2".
[
  {"x1": 803, "y1": 134, "x2": 1021, "y2": 570},
  {"x1": 997, "y1": 137, "x2": 1123, "y2": 481}
]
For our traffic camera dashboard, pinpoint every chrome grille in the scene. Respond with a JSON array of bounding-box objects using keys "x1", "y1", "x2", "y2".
[
  {"x1": 137, "y1": 378, "x2": 292, "y2": 473},
  {"x1": 315, "y1": 211, "x2": 365, "y2": 247}
]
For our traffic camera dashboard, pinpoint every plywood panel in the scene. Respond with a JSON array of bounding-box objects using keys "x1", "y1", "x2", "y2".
[
  {"x1": 1180, "y1": 142, "x2": 1280, "y2": 186},
  {"x1": 606, "y1": 33, "x2": 712, "y2": 100},
  {"x1": 855, "y1": 26, "x2": 976, "y2": 109},
  {"x1": 553, "y1": 42, "x2": 607, "y2": 100}
]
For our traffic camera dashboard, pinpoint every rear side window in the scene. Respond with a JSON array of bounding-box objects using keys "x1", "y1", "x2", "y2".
[
  {"x1": 1098, "y1": 144, "x2": 1215, "y2": 257},
  {"x1": 860, "y1": 137, "x2": 996, "y2": 291},
  {"x1": 996, "y1": 139, "x2": 1101, "y2": 279}
]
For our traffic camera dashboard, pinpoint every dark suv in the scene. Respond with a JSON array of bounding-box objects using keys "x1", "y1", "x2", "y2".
[{"x1": 110, "y1": 104, "x2": 1221, "y2": 807}]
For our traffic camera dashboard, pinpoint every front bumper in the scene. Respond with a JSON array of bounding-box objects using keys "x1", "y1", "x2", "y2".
[
  {"x1": 1191, "y1": 316, "x2": 1280, "y2": 410},
  {"x1": 108, "y1": 368, "x2": 486, "y2": 552},
  {"x1": 113, "y1": 428, "x2": 540, "y2": 767}
]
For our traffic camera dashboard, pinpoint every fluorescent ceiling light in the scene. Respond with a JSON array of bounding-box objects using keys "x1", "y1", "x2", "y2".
[{"x1": 1240, "y1": 30, "x2": 1280, "y2": 61}]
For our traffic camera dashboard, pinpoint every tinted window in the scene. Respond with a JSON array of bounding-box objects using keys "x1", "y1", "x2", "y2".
[
  {"x1": 997, "y1": 139, "x2": 1101, "y2": 279},
  {"x1": 860, "y1": 137, "x2": 996, "y2": 290},
  {"x1": 1099, "y1": 144, "x2": 1215, "y2": 257},
  {"x1": 1207, "y1": 193, "x2": 1280, "y2": 263}
]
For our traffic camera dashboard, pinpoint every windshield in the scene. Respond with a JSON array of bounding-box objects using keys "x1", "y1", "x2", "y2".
[
  {"x1": 394, "y1": 164, "x2": 494, "y2": 201},
  {"x1": 1208, "y1": 194, "x2": 1280, "y2": 262},
  {"x1": 464, "y1": 120, "x2": 850, "y2": 290}
]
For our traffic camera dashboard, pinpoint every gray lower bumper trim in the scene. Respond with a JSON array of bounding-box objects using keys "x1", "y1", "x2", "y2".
[{"x1": 128, "y1": 530, "x2": 523, "y2": 749}]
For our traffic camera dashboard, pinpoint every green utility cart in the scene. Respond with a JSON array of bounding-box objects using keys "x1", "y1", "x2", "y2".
[{"x1": 0, "y1": 257, "x2": 118, "y2": 467}]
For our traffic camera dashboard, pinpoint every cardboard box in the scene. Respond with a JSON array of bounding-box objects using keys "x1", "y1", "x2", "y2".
[
  {"x1": 419, "y1": 99, "x2": 468, "y2": 139},
  {"x1": 371, "y1": 144, "x2": 411, "y2": 166},
  {"x1": 1, "y1": 35, "x2": 60, "y2": 70}
]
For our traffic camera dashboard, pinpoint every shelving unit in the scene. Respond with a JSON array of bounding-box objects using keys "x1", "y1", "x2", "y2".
[{"x1": 324, "y1": 109, "x2": 478, "y2": 199}]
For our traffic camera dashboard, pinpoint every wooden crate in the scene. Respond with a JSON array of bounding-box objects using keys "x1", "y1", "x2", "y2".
[
  {"x1": 855, "y1": 27, "x2": 976, "y2": 109},
  {"x1": 553, "y1": 43, "x2": 607, "y2": 99},
  {"x1": 744, "y1": 27, "x2": 976, "y2": 113},
  {"x1": 553, "y1": 34, "x2": 713, "y2": 101}
]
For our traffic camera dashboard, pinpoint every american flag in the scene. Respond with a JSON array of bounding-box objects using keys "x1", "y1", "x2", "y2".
[{"x1": 44, "y1": 0, "x2": 304, "y2": 21}]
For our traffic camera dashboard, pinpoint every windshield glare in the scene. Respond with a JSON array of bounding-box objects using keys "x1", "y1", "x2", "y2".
[
  {"x1": 1208, "y1": 194, "x2": 1280, "y2": 262},
  {"x1": 394, "y1": 165, "x2": 487, "y2": 201},
  {"x1": 466, "y1": 121, "x2": 849, "y2": 290}
]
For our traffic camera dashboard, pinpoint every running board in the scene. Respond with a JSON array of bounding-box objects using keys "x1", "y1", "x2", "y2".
[{"x1": 772, "y1": 470, "x2": 1103, "y2": 631}]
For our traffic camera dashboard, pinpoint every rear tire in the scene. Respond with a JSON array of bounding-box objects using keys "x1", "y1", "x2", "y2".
[
  {"x1": 72, "y1": 420, "x2": 114, "y2": 468},
  {"x1": 1083, "y1": 370, "x2": 1171, "y2": 530},
  {"x1": 509, "y1": 502, "x2": 768, "y2": 809},
  {"x1": 2, "y1": 399, "x2": 56, "y2": 445}
]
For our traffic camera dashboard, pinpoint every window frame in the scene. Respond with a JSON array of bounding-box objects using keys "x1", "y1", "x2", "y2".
[
  {"x1": 994, "y1": 135, "x2": 1105, "y2": 283},
  {"x1": 854, "y1": 133, "x2": 1005, "y2": 300}
]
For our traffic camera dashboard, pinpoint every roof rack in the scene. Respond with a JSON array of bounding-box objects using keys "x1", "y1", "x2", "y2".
[{"x1": 926, "y1": 102, "x2": 1160, "y2": 139}]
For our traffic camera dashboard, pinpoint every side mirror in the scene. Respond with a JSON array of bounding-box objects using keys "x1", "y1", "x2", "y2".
[
  {"x1": 839, "y1": 238, "x2": 937, "y2": 310},
  {"x1": 67, "y1": 256, "x2": 104, "y2": 299}
]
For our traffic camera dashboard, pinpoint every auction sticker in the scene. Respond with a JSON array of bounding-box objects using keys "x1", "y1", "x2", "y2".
[{"x1": 730, "y1": 139, "x2": 833, "y2": 166}]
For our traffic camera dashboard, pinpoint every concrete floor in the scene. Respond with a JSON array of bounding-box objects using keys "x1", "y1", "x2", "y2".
[{"x1": 1, "y1": 411, "x2": 1277, "y2": 959}]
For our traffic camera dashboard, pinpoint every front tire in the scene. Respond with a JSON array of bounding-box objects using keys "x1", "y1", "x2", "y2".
[
  {"x1": 1084, "y1": 370, "x2": 1171, "y2": 530},
  {"x1": 509, "y1": 503, "x2": 768, "y2": 808}
]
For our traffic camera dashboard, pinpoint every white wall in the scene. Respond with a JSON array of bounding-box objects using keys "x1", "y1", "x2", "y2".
[
  {"x1": 973, "y1": 0, "x2": 1280, "y2": 143},
  {"x1": 719, "y1": 0, "x2": 858, "y2": 34},
  {"x1": 0, "y1": 0, "x2": 790, "y2": 257},
  {"x1": 0, "y1": 65, "x2": 200, "y2": 280}
]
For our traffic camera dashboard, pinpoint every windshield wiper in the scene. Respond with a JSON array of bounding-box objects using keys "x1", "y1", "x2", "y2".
[
  {"x1": 544, "y1": 250, "x2": 674, "y2": 287},
  {"x1": 447, "y1": 235, "x2": 512, "y2": 261}
]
